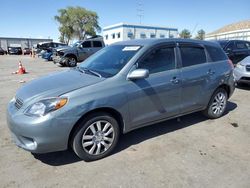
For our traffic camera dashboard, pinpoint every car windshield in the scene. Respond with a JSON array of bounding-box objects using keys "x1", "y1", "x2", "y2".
[
  {"x1": 217, "y1": 41, "x2": 228, "y2": 49},
  {"x1": 79, "y1": 45, "x2": 142, "y2": 77}
]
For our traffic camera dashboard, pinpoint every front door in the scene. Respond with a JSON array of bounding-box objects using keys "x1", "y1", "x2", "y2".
[
  {"x1": 127, "y1": 44, "x2": 182, "y2": 127},
  {"x1": 78, "y1": 41, "x2": 92, "y2": 61}
]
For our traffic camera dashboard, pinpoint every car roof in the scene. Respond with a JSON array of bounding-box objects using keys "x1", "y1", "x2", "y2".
[{"x1": 112, "y1": 38, "x2": 220, "y2": 47}]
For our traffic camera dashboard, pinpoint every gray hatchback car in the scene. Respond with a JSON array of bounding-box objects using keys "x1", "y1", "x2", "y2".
[{"x1": 7, "y1": 39, "x2": 235, "y2": 161}]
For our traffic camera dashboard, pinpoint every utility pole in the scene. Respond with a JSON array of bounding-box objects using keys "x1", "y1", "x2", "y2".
[{"x1": 137, "y1": 1, "x2": 144, "y2": 24}]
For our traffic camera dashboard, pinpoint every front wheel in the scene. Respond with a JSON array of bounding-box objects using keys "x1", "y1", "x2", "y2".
[
  {"x1": 66, "y1": 56, "x2": 77, "y2": 67},
  {"x1": 72, "y1": 112, "x2": 120, "y2": 161},
  {"x1": 203, "y1": 88, "x2": 228, "y2": 119}
]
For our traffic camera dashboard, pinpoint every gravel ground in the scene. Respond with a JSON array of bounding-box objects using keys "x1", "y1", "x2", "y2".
[{"x1": 0, "y1": 55, "x2": 249, "y2": 188}]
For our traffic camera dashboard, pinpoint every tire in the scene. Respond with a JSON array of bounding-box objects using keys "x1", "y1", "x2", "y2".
[
  {"x1": 65, "y1": 56, "x2": 77, "y2": 67},
  {"x1": 71, "y1": 112, "x2": 120, "y2": 161},
  {"x1": 203, "y1": 88, "x2": 228, "y2": 119}
]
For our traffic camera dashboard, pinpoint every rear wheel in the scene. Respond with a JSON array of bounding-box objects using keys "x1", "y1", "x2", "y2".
[
  {"x1": 203, "y1": 88, "x2": 228, "y2": 119},
  {"x1": 71, "y1": 112, "x2": 120, "y2": 161}
]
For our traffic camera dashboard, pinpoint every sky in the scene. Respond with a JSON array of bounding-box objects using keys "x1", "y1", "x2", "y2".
[{"x1": 0, "y1": 0, "x2": 249, "y2": 41}]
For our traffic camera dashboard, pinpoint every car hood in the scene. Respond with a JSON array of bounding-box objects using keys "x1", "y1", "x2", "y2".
[
  {"x1": 239, "y1": 56, "x2": 250, "y2": 65},
  {"x1": 55, "y1": 46, "x2": 71, "y2": 52},
  {"x1": 16, "y1": 68, "x2": 105, "y2": 102}
]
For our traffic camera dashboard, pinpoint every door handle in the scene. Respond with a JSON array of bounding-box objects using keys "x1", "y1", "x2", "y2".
[
  {"x1": 207, "y1": 69, "x2": 215, "y2": 75},
  {"x1": 171, "y1": 77, "x2": 180, "y2": 84}
]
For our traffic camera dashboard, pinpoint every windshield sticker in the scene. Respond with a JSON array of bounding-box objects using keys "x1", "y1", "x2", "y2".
[{"x1": 122, "y1": 46, "x2": 140, "y2": 51}]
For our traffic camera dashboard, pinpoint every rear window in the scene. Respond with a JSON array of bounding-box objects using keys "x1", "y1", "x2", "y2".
[
  {"x1": 180, "y1": 46, "x2": 206, "y2": 67},
  {"x1": 205, "y1": 45, "x2": 227, "y2": 62}
]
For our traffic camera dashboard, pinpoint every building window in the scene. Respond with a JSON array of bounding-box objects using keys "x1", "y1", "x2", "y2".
[
  {"x1": 105, "y1": 35, "x2": 108, "y2": 40},
  {"x1": 140, "y1": 33, "x2": 146, "y2": 39},
  {"x1": 117, "y1": 32, "x2": 121, "y2": 38},
  {"x1": 160, "y1": 34, "x2": 165, "y2": 38},
  {"x1": 169, "y1": 34, "x2": 174, "y2": 38},
  {"x1": 112, "y1": 33, "x2": 115, "y2": 39},
  {"x1": 150, "y1": 33, "x2": 156, "y2": 38},
  {"x1": 127, "y1": 32, "x2": 133, "y2": 38}
]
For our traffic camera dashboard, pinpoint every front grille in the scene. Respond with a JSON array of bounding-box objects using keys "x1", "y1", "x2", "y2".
[
  {"x1": 246, "y1": 65, "x2": 250, "y2": 72},
  {"x1": 14, "y1": 97, "x2": 23, "y2": 109}
]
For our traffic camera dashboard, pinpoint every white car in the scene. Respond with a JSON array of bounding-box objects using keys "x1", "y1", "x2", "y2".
[{"x1": 234, "y1": 56, "x2": 250, "y2": 85}]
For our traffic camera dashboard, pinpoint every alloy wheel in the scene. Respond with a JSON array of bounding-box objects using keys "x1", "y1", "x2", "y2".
[{"x1": 81, "y1": 120, "x2": 115, "y2": 155}]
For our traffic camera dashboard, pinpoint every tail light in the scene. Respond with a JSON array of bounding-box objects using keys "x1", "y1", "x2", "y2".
[{"x1": 228, "y1": 59, "x2": 234, "y2": 69}]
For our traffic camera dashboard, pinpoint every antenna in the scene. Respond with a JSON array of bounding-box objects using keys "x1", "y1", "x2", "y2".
[{"x1": 137, "y1": 1, "x2": 144, "y2": 24}]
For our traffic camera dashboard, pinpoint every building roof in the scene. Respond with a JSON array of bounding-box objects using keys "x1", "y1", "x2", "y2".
[
  {"x1": 207, "y1": 20, "x2": 250, "y2": 36},
  {"x1": 103, "y1": 22, "x2": 178, "y2": 32}
]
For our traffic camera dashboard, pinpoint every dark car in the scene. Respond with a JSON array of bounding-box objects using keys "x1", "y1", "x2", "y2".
[
  {"x1": 216, "y1": 40, "x2": 250, "y2": 64},
  {"x1": 8, "y1": 47, "x2": 22, "y2": 55},
  {"x1": 23, "y1": 48, "x2": 31, "y2": 55},
  {"x1": 0, "y1": 47, "x2": 5, "y2": 55},
  {"x1": 7, "y1": 39, "x2": 235, "y2": 161}
]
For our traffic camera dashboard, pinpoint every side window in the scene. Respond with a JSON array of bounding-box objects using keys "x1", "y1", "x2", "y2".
[
  {"x1": 180, "y1": 46, "x2": 206, "y2": 67},
  {"x1": 138, "y1": 47, "x2": 175, "y2": 74},
  {"x1": 236, "y1": 41, "x2": 247, "y2": 49},
  {"x1": 205, "y1": 45, "x2": 227, "y2": 61},
  {"x1": 93, "y1": 41, "x2": 103, "y2": 47},
  {"x1": 246, "y1": 42, "x2": 250, "y2": 49},
  {"x1": 81, "y1": 41, "x2": 91, "y2": 48},
  {"x1": 226, "y1": 42, "x2": 235, "y2": 50}
]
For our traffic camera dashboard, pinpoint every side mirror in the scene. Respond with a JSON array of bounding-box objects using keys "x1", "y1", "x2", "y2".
[
  {"x1": 127, "y1": 69, "x2": 149, "y2": 80},
  {"x1": 226, "y1": 48, "x2": 232, "y2": 53}
]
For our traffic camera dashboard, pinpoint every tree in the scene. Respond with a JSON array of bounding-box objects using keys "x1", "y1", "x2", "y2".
[
  {"x1": 195, "y1": 29, "x2": 206, "y2": 40},
  {"x1": 55, "y1": 6, "x2": 101, "y2": 44},
  {"x1": 179, "y1": 29, "x2": 192, "y2": 39}
]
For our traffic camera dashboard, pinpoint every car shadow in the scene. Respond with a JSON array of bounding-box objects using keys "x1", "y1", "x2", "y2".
[
  {"x1": 33, "y1": 101, "x2": 237, "y2": 166},
  {"x1": 236, "y1": 84, "x2": 250, "y2": 90}
]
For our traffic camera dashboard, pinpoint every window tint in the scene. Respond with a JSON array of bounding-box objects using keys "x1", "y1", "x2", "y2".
[
  {"x1": 112, "y1": 33, "x2": 115, "y2": 39},
  {"x1": 236, "y1": 41, "x2": 247, "y2": 49},
  {"x1": 180, "y1": 46, "x2": 206, "y2": 67},
  {"x1": 206, "y1": 45, "x2": 227, "y2": 61},
  {"x1": 81, "y1": 41, "x2": 91, "y2": 48},
  {"x1": 93, "y1": 41, "x2": 102, "y2": 47},
  {"x1": 246, "y1": 42, "x2": 250, "y2": 49},
  {"x1": 117, "y1": 33, "x2": 121, "y2": 38},
  {"x1": 138, "y1": 47, "x2": 175, "y2": 74},
  {"x1": 226, "y1": 42, "x2": 235, "y2": 50}
]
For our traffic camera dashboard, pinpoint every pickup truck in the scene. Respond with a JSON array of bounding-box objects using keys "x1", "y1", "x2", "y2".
[{"x1": 53, "y1": 37, "x2": 105, "y2": 67}]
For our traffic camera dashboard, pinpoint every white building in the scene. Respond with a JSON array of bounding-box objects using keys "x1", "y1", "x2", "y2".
[
  {"x1": 205, "y1": 20, "x2": 250, "y2": 41},
  {"x1": 103, "y1": 23, "x2": 178, "y2": 45}
]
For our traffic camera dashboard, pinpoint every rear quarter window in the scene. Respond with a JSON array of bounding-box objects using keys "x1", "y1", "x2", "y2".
[{"x1": 205, "y1": 45, "x2": 227, "y2": 62}]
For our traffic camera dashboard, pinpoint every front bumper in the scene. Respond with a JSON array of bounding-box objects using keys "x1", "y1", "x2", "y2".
[
  {"x1": 53, "y1": 55, "x2": 67, "y2": 64},
  {"x1": 234, "y1": 67, "x2": 250, "y2": 83},
  {"x1": 6, "y1": 100, "x2": 76, "y2": 153}
]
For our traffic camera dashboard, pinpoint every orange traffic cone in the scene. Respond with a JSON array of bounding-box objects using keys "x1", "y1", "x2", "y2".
[{"x1": 18, "y1": 61, "x2": 26, "y2": 74}]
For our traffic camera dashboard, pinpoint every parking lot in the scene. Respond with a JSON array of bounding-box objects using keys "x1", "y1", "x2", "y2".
[{"x1": 0, "y1": 55, "x2": 249, "y2": 188}]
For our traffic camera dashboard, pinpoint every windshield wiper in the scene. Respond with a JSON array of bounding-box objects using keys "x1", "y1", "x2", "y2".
[
  {"x1": 75, "y1": 66, "x2": 84, "y2": 73},
  {"x1": 82, "y1": 67, "x2": 102, "y2": 78}
]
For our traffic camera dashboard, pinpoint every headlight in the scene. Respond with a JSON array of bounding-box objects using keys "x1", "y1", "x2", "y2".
[
  {"x1": 236, "y1": 63, "x2": 244, "y2": 69},
  {"x1": 58, "y1": 51, "x2": 64, "y2": 56},
  {"x1": 24, "y1": 97, "x2": 68, "y2": 117}
]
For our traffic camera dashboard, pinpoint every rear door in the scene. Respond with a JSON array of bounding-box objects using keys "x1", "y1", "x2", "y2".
[
  {"x1": 92, "y1": 41, "x2": 103, "y2": 54},
  {"x1": 178, "y1": 43, "x2": 215, "y2": 113}
]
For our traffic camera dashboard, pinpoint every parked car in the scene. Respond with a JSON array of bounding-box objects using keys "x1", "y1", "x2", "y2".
[
  {"x1": 0, "y1": 47, "x2": 5, "y2": 55},
  {"x1": 23, "y1": 48, "x2": 32, "y2": 55},
  {"x1": 36, "y1": 42, "x2": 67, "y2": 57},
  {"x1": 215, "y1": 40, "x2": 250, "y2": 64},
  {"x1": 8, "y1": 47, "x2": 22, "y2": 55},
  {"x1": 42, "y1": 51, "x2": 53, "y2": 61},
  {"x1": 7, "y1": 39, "x2": 235, "y2": 161},
  {"x1": 53, "y1": 36, "x2": 105, "y2": 67},
  {"x1": 234, "y1": 55, "x2": 250, "y2": 85}
]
